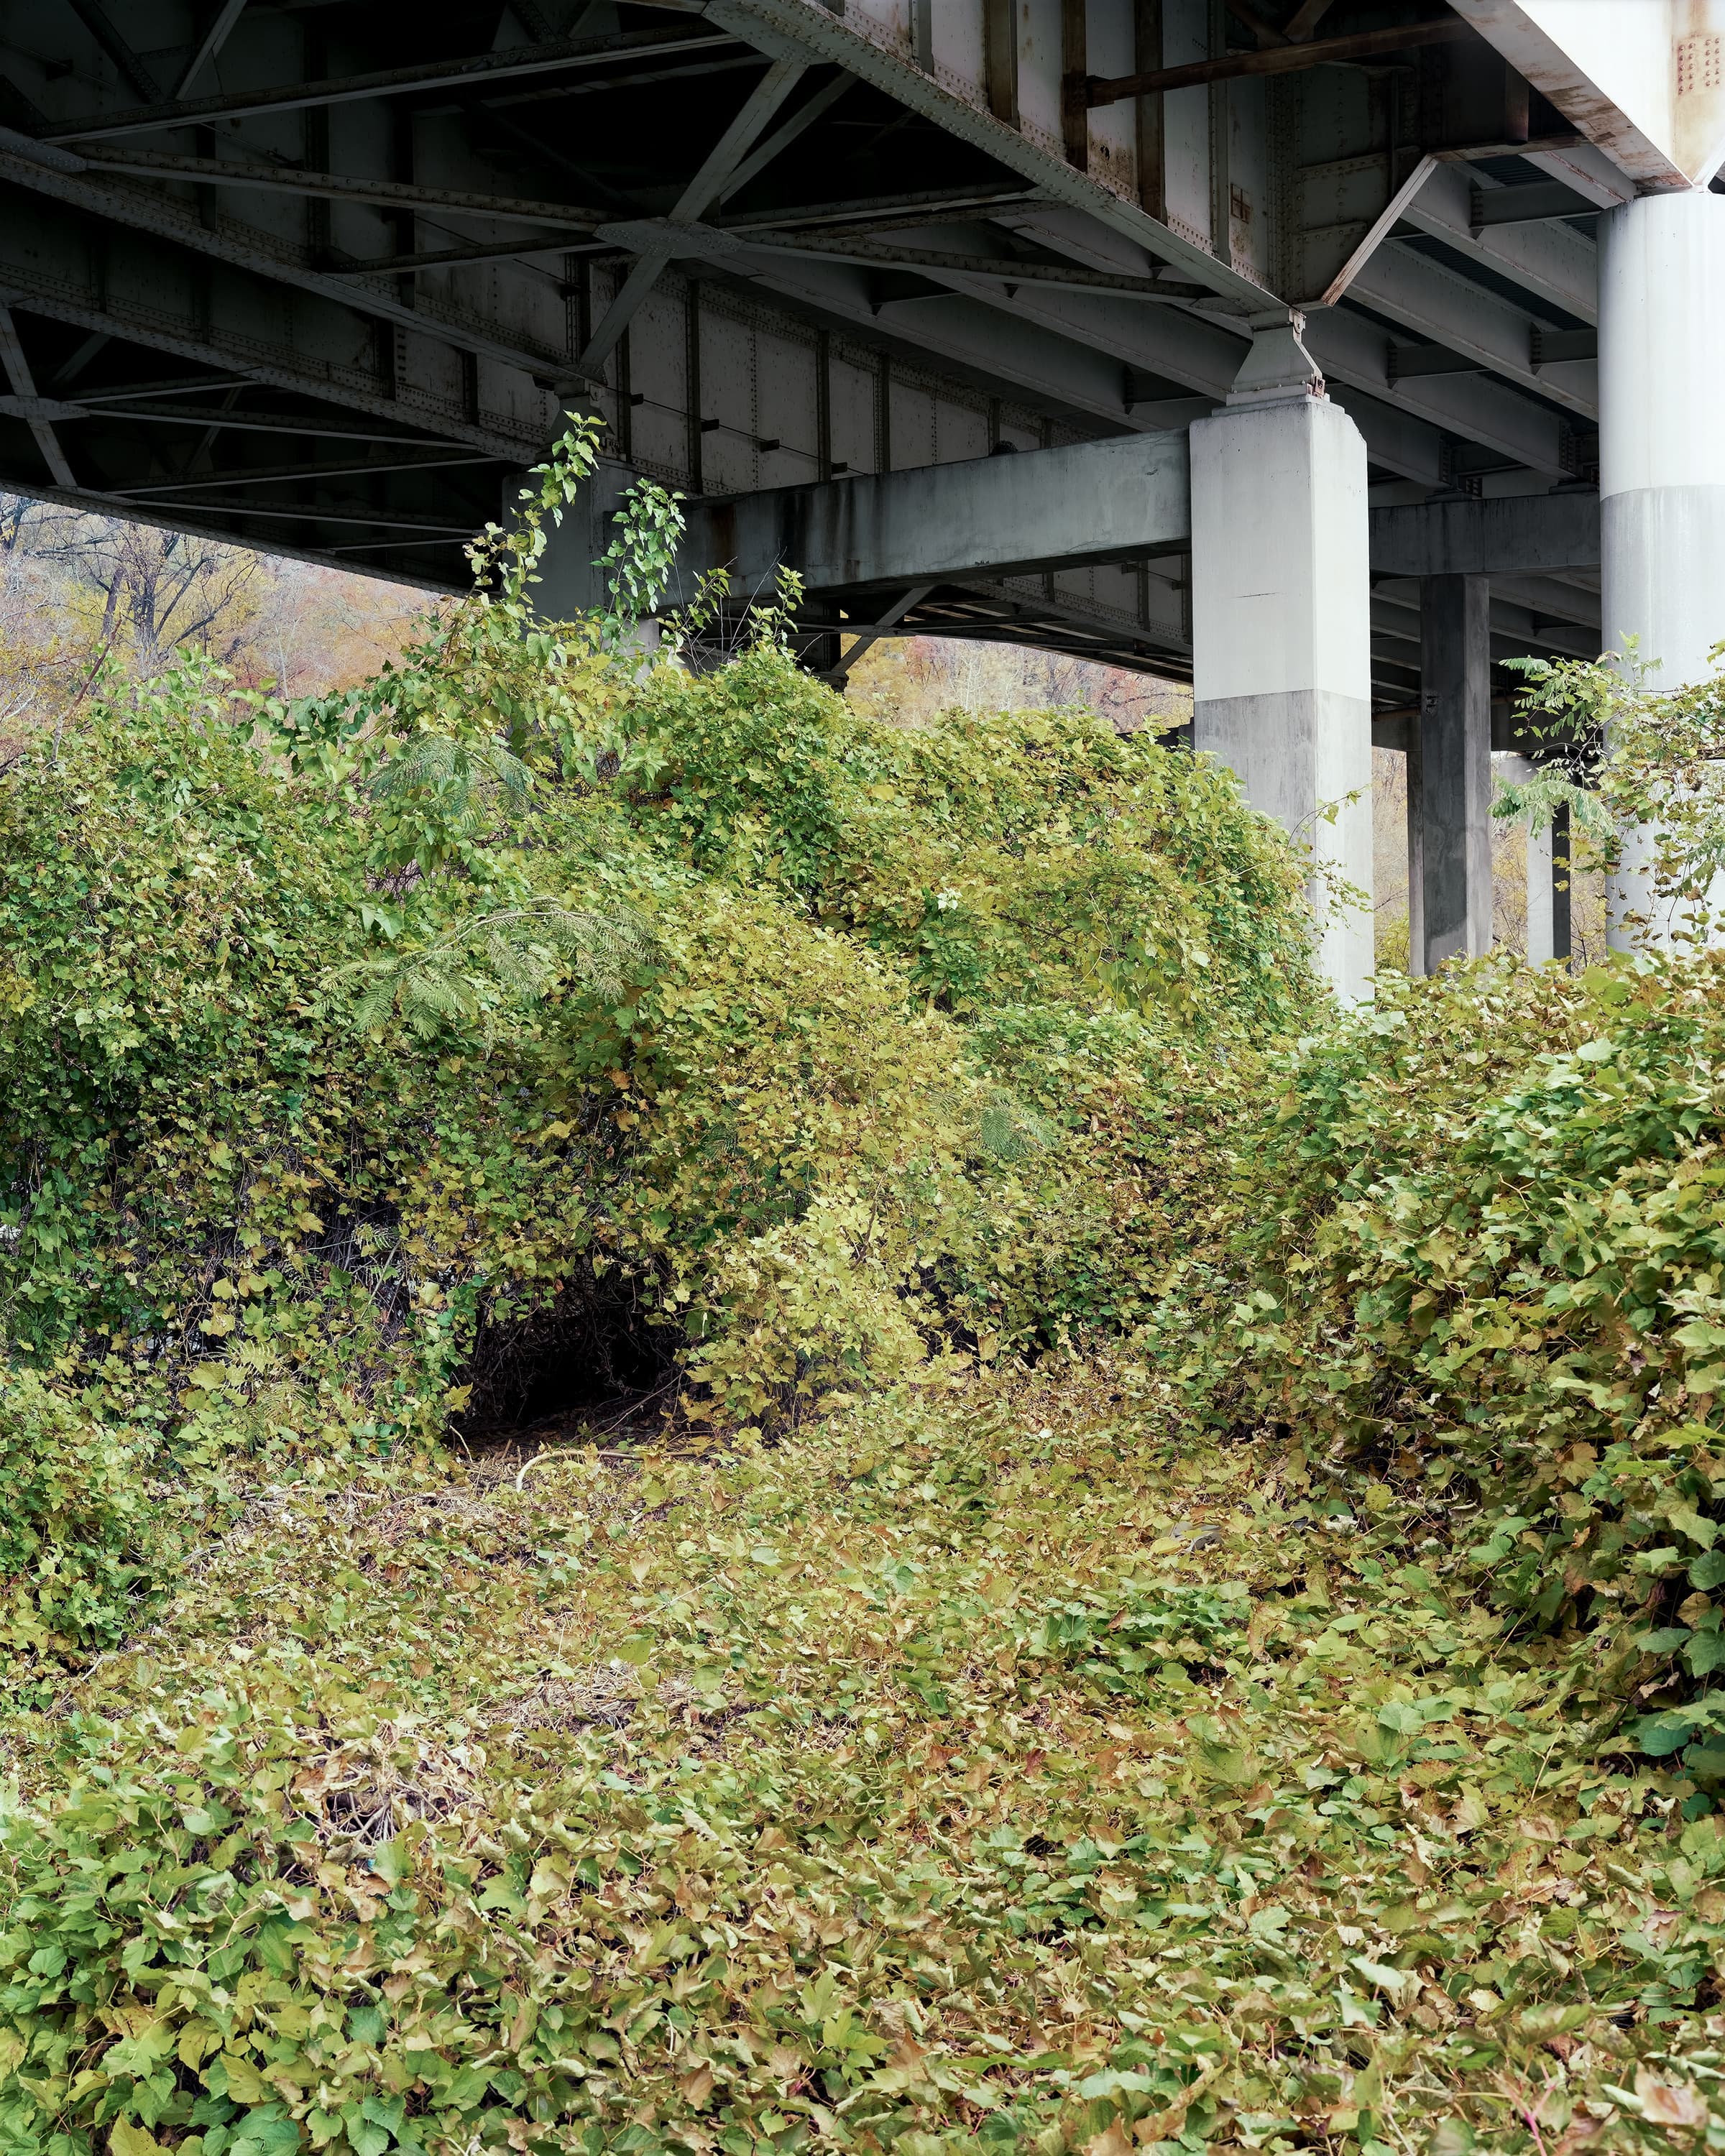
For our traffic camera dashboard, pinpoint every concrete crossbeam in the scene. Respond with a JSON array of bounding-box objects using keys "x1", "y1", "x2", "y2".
[
  {"x1": 676, "y1": 430, "x2": 1191, "y2": 594},
  {"x1": 660, "y1": 441, "x2": 1601, "y2": 602},
  {"x1": 1370, "y1": 492, "x2": 1600, "y2": 578}
]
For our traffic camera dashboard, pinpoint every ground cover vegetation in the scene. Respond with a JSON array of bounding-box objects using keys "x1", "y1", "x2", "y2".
[{"x1": 4, "y1": 428, "x2": 1725, "y2": 2153}]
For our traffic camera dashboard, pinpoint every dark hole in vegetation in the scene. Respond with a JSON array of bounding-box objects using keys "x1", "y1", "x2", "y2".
[{"x1": 456, "y1": 1268, "x2": 676, "y2": 1439}]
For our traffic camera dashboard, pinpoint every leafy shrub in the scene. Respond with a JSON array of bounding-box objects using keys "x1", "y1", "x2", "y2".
[
  {"x1": 0, "y1": 437, "x2": 1321, "y2": 1451},
  {"x1": 0, "y1": 665, "x2": 595, "y2": 1457},
  {"x1": 625, "y1": 645, "x2": 1312, "y2": 1036},
  {"x1": 1180, "y1": 953, "x2": 1725, "y2": 1777},
  {"x1": 0, "y1": 1365, "x2": 154, "y2": 1666}
]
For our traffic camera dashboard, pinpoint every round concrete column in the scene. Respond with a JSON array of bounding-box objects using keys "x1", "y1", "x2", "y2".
[{"x1": 1599, "y1": 188, "x2": 1725, "y2": 947}]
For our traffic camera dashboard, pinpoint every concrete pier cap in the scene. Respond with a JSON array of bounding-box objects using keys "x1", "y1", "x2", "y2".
[{"x1": 1190, "y1": 310, "x2": 1376, "y2": 1005}]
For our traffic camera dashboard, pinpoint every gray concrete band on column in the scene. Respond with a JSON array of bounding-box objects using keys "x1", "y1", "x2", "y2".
[
  {"x1": 1196, "y1": 690, "x2": 1376, "y2": 844},
  {"x1": 1600, "y1": 488, "x2": 1725, "y2": 674}
]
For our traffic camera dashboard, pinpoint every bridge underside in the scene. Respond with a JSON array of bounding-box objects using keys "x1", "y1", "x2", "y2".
[
  {"x1": 0, "y1": 0, "x2": 1633, "y2": 709},
  {"x1": 0, "y1": 0, "x2": 1719, "y2": 991}
]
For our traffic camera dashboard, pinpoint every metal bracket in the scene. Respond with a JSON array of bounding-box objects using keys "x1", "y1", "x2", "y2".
[{"x1": 1224, "y1": 309, "x2": 1325, "y2": 405}]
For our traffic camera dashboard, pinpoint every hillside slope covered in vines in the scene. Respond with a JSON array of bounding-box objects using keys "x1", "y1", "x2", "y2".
[{"x1": 4, "y1": 433, "x2": 1725, "y2": 2155}]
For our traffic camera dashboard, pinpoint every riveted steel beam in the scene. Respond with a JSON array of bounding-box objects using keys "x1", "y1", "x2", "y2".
[
  {"x1": 110, "y1": 448, "x2": 500, "y2": 497},
  {"x1": 1346, "y1": 240, "x2": 1596, "y2": 420},
  {"x1": 0, "y1": 145, "x2": 584, "y2": 399},
  {"x1": 713, "y1": 69, "x2": 858, "y2": 206},
  {"x1": 73, "y1": 147, "x2": 603, "y2": 231},
  {"x1": 323, "y1": 236, "x2": 592, "y2": 278},
  {"x1": 1399, "y1": 161, "x2": 1596, "y2": 325},
  {"x1": 1472, "y1": 178, "x2": 1596, "y2": 226},
  {"x1": 1086, "y1": 17, "x2": 1471, "y2": 103},
  {"x1": 702, "y1": 0, "x2": 1268, "y2": 308},
  {"x1": 49, "y1": 397, "x2": 469, "y2": 445},
  {"x1": 0, "y1": 303, "x2": 75, "y2": 485},
  {"x1": 0, "y1": 205, "x2": 545, "y2": 461},
  {"x1": 64, "y1": 0, "x2": 162, "y2": 106},
  {"x1": 720, "y1": 183, "x2": 1046, "y2": 233},
  {"x1": 735, "y1": 227, "x2": 1212, "y2": 296},
  {"x1": 719, "y1": 247, "x2": 1159, "y2": 434},
  {"x1": 133, "y1": 492, "x2": 476, "y2": 533},
  {"x1": 175, "y1": 0, "x2": 250, "y2": 100},
  {"x1": 579, "y1": 52, "x2": 809, "y2": 369},
  {"x1": 42, "y1": 26, "x2": 741, "y2": 144}
]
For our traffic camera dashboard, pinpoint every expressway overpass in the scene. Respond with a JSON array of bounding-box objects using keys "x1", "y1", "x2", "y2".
[{"x1": 0, "y1": 0, "x2": 1714, "y2": 990}]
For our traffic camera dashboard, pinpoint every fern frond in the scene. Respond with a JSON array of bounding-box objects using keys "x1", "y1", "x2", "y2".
[
  {"x1": 326, "y1": 897, "x2": 656, "y2": 1039},
  {"x1": 978, "y1": 1092, "x2": 1057, "y2": 1162},
  {"x1": 396, "y1": 967, "x2": 476, "y2": 1037},
  {"x1": 369, "y1": 734, "x2": 533, "y2": 815},
  {"x1": 349, "y1": 978, "x2": 397, "y2": 1033}
]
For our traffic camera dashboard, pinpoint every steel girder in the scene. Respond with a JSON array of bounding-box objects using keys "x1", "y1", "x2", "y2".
[{"x1": 0, "y1": 0, "x2": 1634, "y2": 698}]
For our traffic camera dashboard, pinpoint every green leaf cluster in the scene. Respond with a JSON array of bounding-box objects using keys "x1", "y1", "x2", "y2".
[
  {"x1": 1174, "y1": 949, "x2": 1725, "y2": 1787},
  {"x1": 4, "y1": 1373, "x2": 1725, "y2": 2156},
  {"x1": 0, "y1": 436, "x2": 1319, "y2": 1460}
]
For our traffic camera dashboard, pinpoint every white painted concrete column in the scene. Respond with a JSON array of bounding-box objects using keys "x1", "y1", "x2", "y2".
[
  {"x1": 1598, "y1": 188, "x2": 1725, "y2": 949},
  {"x1": 1191, "y1": 315, "x2": 1375, "y2": 1003},
  {"x1": 1526, "y1": 810, "x2": 1556, "y2": 969},
  {"x1": 1501, "y1": 752, "x2": 1556, "y2": 965}
]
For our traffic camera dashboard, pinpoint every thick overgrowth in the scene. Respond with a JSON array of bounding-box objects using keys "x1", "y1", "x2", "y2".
[
  {"x1": 5, "y1": 1370, "x2": 1725, "y2": 2156},
  {"x1": 0, "y1": 436, "x2": 1315, "y2": 1666},
  {"x1": 0, "y1": 627, "x2": 1310, "y2": 1432},
  {"x1": 14, "y1": 437, "x2": 1725, "y2": 2156},
  {"x1": 0, "y1": 1368, "x2": 155, "y2": 1669},
  {"x1": 1172, "y1": 954, "x2": 1725, "y2": 1788}
]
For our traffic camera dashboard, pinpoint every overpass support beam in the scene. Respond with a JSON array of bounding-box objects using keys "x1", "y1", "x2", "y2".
[
  {"x1": 1190, "y1": 321, "x2": 1374, "y2": 1003},
  {"x1": 531, "y1": 456, "x2": 645, "y2": 620},
  {"x1": 676, "y1": 430, "x2": 1191, "y2": 594},
  {"x1": 1600, "y1": 190, "x2": 1725, "y2": 949},
  {"x1": 1369, "y1": 492, "x2": 1598, "y2": 579},
  {"x1": 1414, "y1": 573, "x2": 1493, "y2": 975}
]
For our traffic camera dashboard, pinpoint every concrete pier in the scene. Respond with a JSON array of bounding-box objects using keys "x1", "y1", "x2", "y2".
[
  {"x1": 1598, "y1": 189, "x2": 1725, "y2": 948},
  {"x1": 1415, "y1": 574, "x2": 1493, "y2": 975},
  {"x1": 1552, "y1": 804, "x2": 1573, "y2": 966},
  {"x1": 1499, "y1": 752, "x2": 1572, "y2": 968},
  {"x1": 1190, "y1": 320, "x2": 1374, "y2": 1004}
]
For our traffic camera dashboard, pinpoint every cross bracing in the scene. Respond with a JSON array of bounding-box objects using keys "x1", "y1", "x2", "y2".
[{"x1": 0, "y1": 0, "x2": 1637, "y2": 704}]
